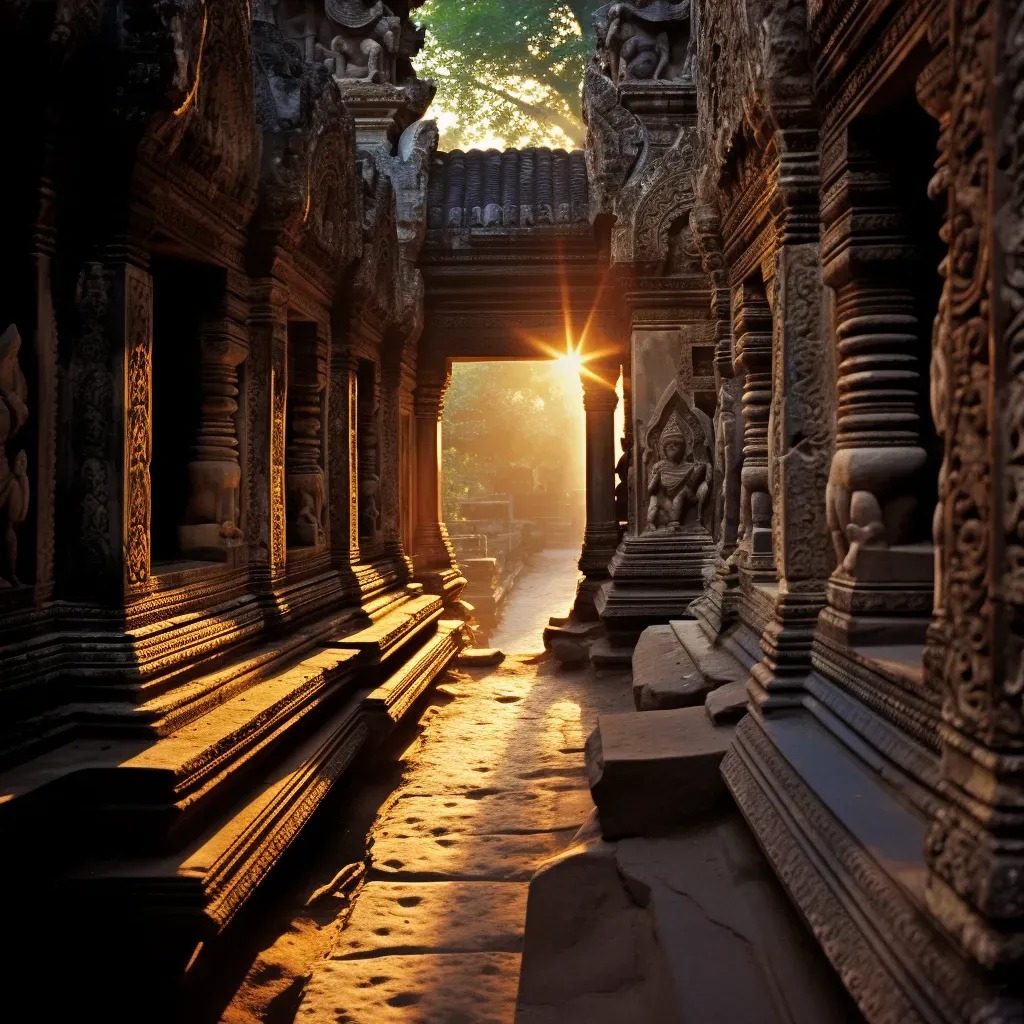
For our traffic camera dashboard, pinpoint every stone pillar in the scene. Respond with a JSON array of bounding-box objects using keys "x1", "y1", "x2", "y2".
[
  {"x1": 327, "y1": 352, "x2": 361, "y2": 572},
  {"x1": 749, "y1": 239, "x2": 834, "y2": 710},
  {"x1": 572, "y1": 363, "x2": 620, "y2": 620},
  {"x1": 62, "y1": 251, "x2": 153, "y2": 604},
  {"x1": 357, "y1": 360, "x2": 383, "y2": 554},
  {"x1": 733, "y1": 279, "x2": 775, "y2": 582},
  {"x1": 820, "y1": 118, "x2": 936, "y2": 646},
  {"x1": 923, "y1": 0, "x2": 1024, "y2": 971},
  {"x1": 179, "y1": 304, "x2": 248, "y2": 561},
  {"x1": 286, "y1": 322, "x2": 327, "y2": 549},
  {"x1": 245, "y1": 280, "x2": 288, "y2": 586},
  {"x1": 412, "y1": 368, "x2": 464, "y2": 602}
]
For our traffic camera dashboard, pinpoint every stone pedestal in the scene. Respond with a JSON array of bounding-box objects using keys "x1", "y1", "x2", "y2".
[{"x1": 596, "y1": 526, "x2": 716, "y2": 642}]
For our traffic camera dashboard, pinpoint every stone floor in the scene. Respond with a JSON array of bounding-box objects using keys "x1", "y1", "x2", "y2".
[
  {"x1": 210, "y1": 551, "x2": 631, "y2": 1024},
  {"x1": 489, "y1": 548, "x2": 581, "y2": 653}
]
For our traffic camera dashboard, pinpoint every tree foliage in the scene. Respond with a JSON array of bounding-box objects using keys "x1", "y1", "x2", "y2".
[
  {"x1": 414, "y1": 1, "x2": 600, "y2": 151},
  {"x1": 441, "y1": 361, "x2": 586, "y2": 519}
]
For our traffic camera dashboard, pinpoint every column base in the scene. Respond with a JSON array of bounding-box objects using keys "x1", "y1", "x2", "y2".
[{"x1": 822, "y1": 544, "x2": 935, "y2": 647}]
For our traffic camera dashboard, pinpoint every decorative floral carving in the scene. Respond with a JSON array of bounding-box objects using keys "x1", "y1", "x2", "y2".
[
  {"x1": 0, "y1": 326, "x2": 30, "y2": 588},
  {"x1": 123, "y1": 268, "x2": 153, "y2": 586}
]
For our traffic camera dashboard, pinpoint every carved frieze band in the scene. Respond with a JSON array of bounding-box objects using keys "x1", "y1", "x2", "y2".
[{"x1": 124, "y1": 265, "x2": 153, "y2": 589}]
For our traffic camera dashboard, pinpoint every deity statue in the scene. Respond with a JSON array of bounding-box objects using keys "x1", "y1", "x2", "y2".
[
  {"x1": 317, "y1": 0, "x2": 400, "y2": 84},
  {"x1": 645, "y1": 415, "x2": 709, "y2": 531},
  {"x1": 0, "y1": 325, "x2": 30, "y2": 587},
  {"x1": 596, "y1": 1, "x2": 694, "y2": 83}
]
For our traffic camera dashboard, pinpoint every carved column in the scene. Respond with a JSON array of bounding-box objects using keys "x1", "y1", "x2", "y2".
[
  {"x1": 733, "y1": 278, "x2": 775, "y2": 581},
  {"x1": 692, "y1": 196, "x2": 743, "y2": 634},
  {"x1": 820, "y1": 118, "x2": 937, "y2": 646},
  {"x1": 412, "y1": 367, "x2": 464, "y2": 602},
  {"x1": 179, "y1": 302, "x2": 248, "y2": 561},
  {"x1": 572, "y1": 362, "x2": 620, "y2": 620},
  {"x1": 62, "y1": 251, "x2": 153, "y2": 604},
  {"x1": 327, "y1": 351, "x2": 361, "y2": 573},
  {"x1": 246, "y1": 280, "x2": 288, "y2": 586},
  {"x1": 923, "y1": 0, "x2": 1024, "y2": 973},
  {"x1": 286, "y1": 322, "x2": 327, "y2": 549},
  {"x1": 750, "y1": 236, "x2": 834, "y2": 710}
]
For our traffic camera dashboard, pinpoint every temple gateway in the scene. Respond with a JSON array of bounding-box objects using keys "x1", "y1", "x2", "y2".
[{"x1": 0, "y1": 0, "x2": 1021, "y2": 1020}]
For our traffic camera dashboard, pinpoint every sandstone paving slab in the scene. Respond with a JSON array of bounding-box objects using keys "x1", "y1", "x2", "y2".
[
  {"x1": 332, "y1": 881, "x2": 527, "y2": 959},
  {"x1": 299, "y1": 952, "x2": 522, "y2": 1024},
  {"x1": 375, "y1": 788, "x2": 595, "y2": 839},
  {"x1": 370, "y1": 830, "x2": 576, "y2": 881}
]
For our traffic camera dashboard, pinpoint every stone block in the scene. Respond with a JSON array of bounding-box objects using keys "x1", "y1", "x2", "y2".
[
  {"x1": 460, "y1": 499, "x2": 513, "y2": 523},
  {"x1": 585, "y1": 708, "x2": 734, "y2": 839},
  {"x1": 705, "y1": 680, "x2": 748, "y2": 724},
  {"x1": 458, "y1": 648, "x2": 505, "y2": 667},
  {"x1": 632, "y1": 625, "x2": 710, "y2": 710},
  {"x1": 453, "y1": 534, "x2": 488, "y2": 558}
]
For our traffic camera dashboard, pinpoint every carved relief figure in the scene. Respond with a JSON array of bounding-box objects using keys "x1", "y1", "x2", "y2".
[
  {"x1": 645, "y1": 415, "x2": 709, "y2": 531},
  {"x1": 0, "y1": 325, "x2": 30, "y2": 587},
  {"x1": 595, "y1": 1, "x2": 693, "y2": 83},
  {"x1": 318, "y1": 0, "x2": 400, "y2": 84}
]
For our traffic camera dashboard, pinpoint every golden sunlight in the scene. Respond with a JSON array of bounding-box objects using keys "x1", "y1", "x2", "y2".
[{"x1": 554, "y1": 345, "x2": 585, "y2": 382}]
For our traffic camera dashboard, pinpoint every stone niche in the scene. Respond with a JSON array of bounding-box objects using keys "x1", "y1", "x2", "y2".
[{"x1": 597, "y1": 324, "x2": 717, "y2": 643}]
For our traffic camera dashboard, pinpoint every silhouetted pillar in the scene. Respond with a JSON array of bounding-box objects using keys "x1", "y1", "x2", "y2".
[
  {"x1": 412, "y1": 368, "x2": 464, "y2": 603},
  {"x1": 572, "y1": 363, "x2": 620, "y2": 620}
]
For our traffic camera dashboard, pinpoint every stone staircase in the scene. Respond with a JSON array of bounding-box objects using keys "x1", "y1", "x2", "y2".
[{"x1": 0, "y1": 583, "x2": 469, "y2": 972}]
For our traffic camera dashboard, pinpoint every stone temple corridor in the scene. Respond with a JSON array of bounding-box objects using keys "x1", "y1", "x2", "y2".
[
  {"x1": 210, "y1": 551, "x2": 631, "y2": 1023},
  {"x1": 3, "y1": 0, "x2": 1023, "y2": 1020}
]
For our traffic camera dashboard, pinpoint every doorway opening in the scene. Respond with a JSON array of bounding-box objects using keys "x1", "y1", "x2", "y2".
[{"x1": 441, "y1": 358, "x2": 589, "y2": 648}]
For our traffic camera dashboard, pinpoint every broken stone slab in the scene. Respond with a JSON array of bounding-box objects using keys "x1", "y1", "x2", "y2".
[
  {"x1": 457, "y1": 648, "x2": 505, "y2": 667},
  {"x1": 585, "y1": 708, "x2": 734, "y2": 839},
  {"x1": 705, "y1": 679, "x2": 748, "y2": 724},
  {"x1": 515, "y1": 831, "x2": 682, "y2": 1024},
  {"x1": 631, "y1": 624, "x2": 709, "y2": 710}
]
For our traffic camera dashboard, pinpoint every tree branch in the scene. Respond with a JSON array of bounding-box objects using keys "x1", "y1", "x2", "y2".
[{"x1": 472, "y1": 78, "x2": 585, "y2": 145}]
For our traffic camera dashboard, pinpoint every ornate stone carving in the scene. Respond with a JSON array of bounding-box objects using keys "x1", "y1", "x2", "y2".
[
  {"x1": 0, "y1": 326, "x2": 30, "y2": 588},
  {"x1": 594, "y1": 1, "x2": 694, "y2": 83},
  {"x1": 642, "y1": 396, "x2": 712, "y2": 533},
  {"x1": 287, "y1": 323, "x2": 328, "y2": 548},
  {"x1": 123, "y1": 267, "x2": 153, "y2": 586},
  {"x1": 581, "y1": 66, "x2": 644, "y2": 217}
]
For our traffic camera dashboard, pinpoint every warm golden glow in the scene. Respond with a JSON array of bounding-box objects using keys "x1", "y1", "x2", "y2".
[
  {"x1": 553, "y1": 344, "x2": 585, "y2": 382},
  {"x1": 172, "y1": 4, "x2": 209, "y2": 118}
]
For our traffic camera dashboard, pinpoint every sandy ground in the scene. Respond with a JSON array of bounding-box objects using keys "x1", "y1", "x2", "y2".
[{"x1": 206, "y1": 553, "x2": 631, "y2": 1024}]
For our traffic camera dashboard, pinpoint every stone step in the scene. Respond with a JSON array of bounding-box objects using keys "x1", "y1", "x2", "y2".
[
  {"x1": 0, "y1": 641, "x2": 364, "y2": 851},
  {"x1": 327, "y1": 592, "x2": 443, "y2": 661},
  {"x1": 363, "y1": 620, "x2": 469, "y2": 732},
  {"x1": 588, "y1": 638, "x2": 633, "y2": 670},
  {"x1": 585, "y1": 708, "x2": 735, "y2": 839},
  {"x1": 669, "y1": 619, "x2": 748, "y2": 686},
  {"x1": 65, "y1": 691, "x2": 370, "y2": 952}
]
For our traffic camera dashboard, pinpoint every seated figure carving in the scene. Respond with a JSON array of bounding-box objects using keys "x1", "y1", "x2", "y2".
[{"x1": 645, "y1": 417, "x2": 709, "y2": 532}]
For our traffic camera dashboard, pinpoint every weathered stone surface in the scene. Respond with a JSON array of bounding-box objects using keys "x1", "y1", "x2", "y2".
[
  {"x1": 516, "y1": 834, "x2": 682, "y2": 1024},
  {"x1": 705, "y1": 680, "x2": 748, "y2": 724},
  {"x1": 670, "y1": 619, "x2": 747, "y2": 685},
  {"x1": 332, "y1": 881, "x2": 527, "y2": 959},
  {"x1": 301, "y1": 952, "x2": 522, "y2": 1024},
  {"x1": 517, "y1": 813, "x2": 860, "y2": 1024},
  {"x1": 586, "y1": 708, "x2": 734, "y2": 838},
  {"x1": 371, "y1": 830, "x2": 577, "y2": 881},
  {"x1": 550, "y1": 637, "x2": 590, "y2": 668},
  {"x1": 632, "y1": 624, "x2": 710, "y2": 709}
]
